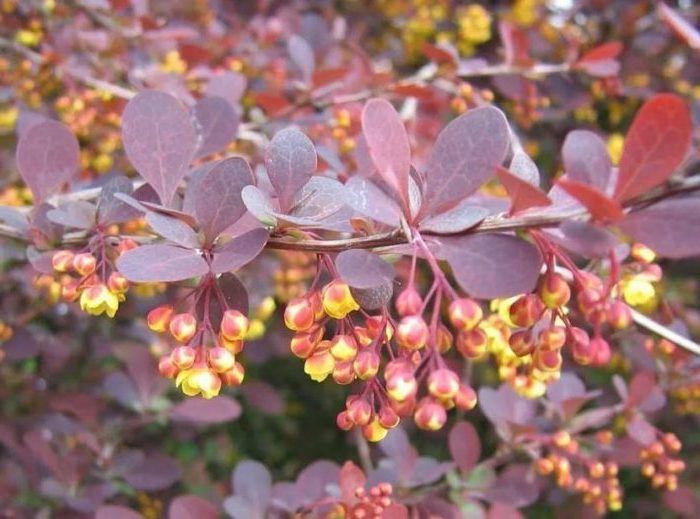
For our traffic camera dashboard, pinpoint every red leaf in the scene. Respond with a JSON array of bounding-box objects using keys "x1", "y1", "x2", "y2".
[
  {"x1": 627, "y1": 371, "x2": 656, "y2": 408},
  {"x1": 169, "y1": 496, "x2": 218, "y2": 519},
  {"x1": 96, "y1": 505, "x2": 142, "y2": 519},
  {"x1": 388, "y1": 84, "x2": 434, "y2": 100},
  {"x1": 252, "y1": 92, "x2": 290, "y2": 116},
  {"x1": 449, "y1": 421, "x2": 481, "y2": 475},
  {"x1": 614, "y1": 94, "x2": 692, "y2": 202},
  {"x1": 422, "y1": 43, "x2": 457, "y2": 65},
  {"x1": 557, "y1": 179, "x2": 623, "y2": 222},
  {"x1": 361, "y1": 98, "x2": 411, "y2": 213},
  {"x1": 578, "y1": 41, "x2": 623, "y2": 62},
  {"x1": 312, "y1": 67, "x2": 348, "y2": 88},
  {"x1": 575, "y1": 43, "x2": 622, "y2": 77},
  {"x1": 499, "y1": 21, "x2": 532, "y2": 67},
  {"x1": 658, "y1": 2, "x2": 700, "y2": 50},
  {"x1": 495, "y1": 166, "x2": 551, "y2": 215},
  {"x1": 339, "y1": 461, "x2": 366, "y2": 502}
]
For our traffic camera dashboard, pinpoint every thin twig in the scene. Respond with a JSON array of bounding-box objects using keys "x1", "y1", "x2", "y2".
[{"x1": 630, "y1": 309, "x2": 700, "y2": 356}]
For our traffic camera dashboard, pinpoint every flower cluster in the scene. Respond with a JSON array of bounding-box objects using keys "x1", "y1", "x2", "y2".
[{"x1": 639, "y1": 432, "x2": 684, "y2": 491}]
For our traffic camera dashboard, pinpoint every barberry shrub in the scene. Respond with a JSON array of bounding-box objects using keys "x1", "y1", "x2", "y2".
[{"x1": 1, "y1": 1, "x2": 700, "y2": 517}]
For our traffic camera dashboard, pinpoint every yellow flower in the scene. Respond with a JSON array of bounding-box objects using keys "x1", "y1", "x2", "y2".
[
  {"x1": 322, "y1": 281, "x2": 359, "y2": 319},
  {"x1": 304, "y1": 349, "x2": 335, "y2": 382},
  {"x1": 79, "y1": 283, "x2": 119, "y2": 318},
  {"x1": 622, "y1": 276, "x2": 656, "y2": 308},
  {"x1": 176, "y1": 368, "x2": 222, "y2": 399}
]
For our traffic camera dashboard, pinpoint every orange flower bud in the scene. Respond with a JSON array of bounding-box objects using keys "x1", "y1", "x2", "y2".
[
  {"x1": 509, "y1": 294, "x2": 543, "y2": 328},
  {"x1": 284, "y1": 297, "x2": 315, "y2": 331},
  {"x1": 552, "y1": 430, "x2": 571, "y2": 448},
  {"x1": 171, "y1": 345, "x2": 197, "y2": 370},
  {"x1": 378, "y1": 406, "x2": 400, "y2": 429},
  {"x1": 456, "y1": 328, "x2": 488, "y2": 359},
  {"x1": 330, "y1": 334, "x2": 359, "y2": 361},
  {"x1": 107, "y1": 272, "x2": 129, "y2": 294},
  {"x1": 169, "y1": 313, "x2": 197, "y2": 343},
  {"x1": 532, "y1": 348, "x2": 562, "y2": 372},
  {"x1": 220, "y1": 309, "x2": 249, "y2": 340},
  {"x1": 290, "y1": 328, "x2": 324, "y2": 359},
  {"x1": 208, "y1": 346, "x2": 236, "y2": 373},
  {"x1": 454, "y1": 384, "x2": 477, "y2": 411},
  {"x1": 448, "y1": 298, "x2": 483, "y2": 331},
  {"x1": 414, "y1": 397, "x2": 447, "y2": 431},
  {"x1": 436, "y1": 324, "x2": 453, "y2": 353},
  {"x1": 332, "y1": 361, "x2": 356, "y2": 384},
  {"x1": 347, "y1": 396, "x2": 373, "y2": 426},
  {"x1": 220, "y1": 361, "x2": 245, "y2": 386},
  {"x1": 158, "y1": 355, "x2": 179, "y2": 378},
  {"x1": 51, "y1": 250, "x2": 75, "y2": 272},
  {"x1": 631, "y1": 243, "x2": 656, "y2": 264},
  {"x1": 396, "y1": 315, "x2": 429, "y2": 350},
  {"x1": 366, "y1": 316, "x2": 394, "y2": 341},
  {"x1": 508, "y1": 330, "x2": 535, "y2": 357},
  {"x1": 219, "y1": 333, "x2": 244, "y2": 354},
  {"x1": 362, "y1": 418, "x2": 388, "y2": 442},
  {"x1": 386, "y1": 368, "x2": 417, "y2": 402},
  {"x1": 577, "y1": 287, "x2": 603, "y2": 314},
  {"x1": 608, "y1": 300, "x2": 632, "y2": 330},
  {"x1": 308, "y1": 290, "x2": 324, "y2": 321},
  {"x1": 536, "y1": 458, "x2": 554, "y2": 475},
  {"x1": 61, "y1": 278, "x2": 80, "y2": 302},
  {"x1": 427, "y1": 368, "x2": 460, "y2": 400},
  {"x1": 73, "y1": 252, "x2": 97, "y2": 276},
  {"x1": 117, "y1": 238, "x2": 139, "y2": 254},
  {"x1": 538, "y1": 326, "x2": 567, "y2": 351},
  {"x1": 569, "y1": 327, "x2": 593, "y2": 365},
  {"x1": 663, "y1": 433, "x2": 681, "y2": 453},
  {"x1": 337, "y1": 410, "x2": 354, "y2": 431},
  {"x1": 538, "y1": 273, "x2": 571, "y2": 309},
  {"x1": 395, "y1": 286, "x2": 423, "y2": 316},
  {"x1": 353, "y1": 349, "x2": 380, "y2": 380},
  {"x1": 590, "y1": 336, "x2": 611, "y2": 366},
  {"x1": 322, "y1": 280, "x2": 359, "y2": 319},
  {"x1": 147, "y1": 305, "x2": 174, "y2": 333},
  {"x1": 304, "y1": 347, "x2": 335, "y2": 382}
]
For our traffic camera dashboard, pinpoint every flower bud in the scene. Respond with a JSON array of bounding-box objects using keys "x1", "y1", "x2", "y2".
[
  {"x1": 171, "y1": 345, "x2": 197, "y2": 370},
  {"x1": 427, "y1": 368, "x2": 460, "y2": 400},
  {"x1": 386, "y1": 368, "x2": 417, "y2": 402},
  {"x1": 378, "y1": 406, "x2": 400, "y2": 429},
  {"x1": 538, "y1": 273, "x2": 570, "y2": 309},
  {"x1": 169, "y1": 313, "x2": 197, "y2": 343},
  {"x1": 414, "y1": 397, "x2": 447, "y2": 431},
  {"x1": 353, "y1": 349, "x2": 380, "y2": 380},
  {"x1": 448, "y1": 298, "x2": 483, "y2": 331},
  {"x1": 532, "y1": 348, "x2": 562, "y2": 372},
  {"x1": 631, "y1": 243, "x2": 656, "y2": 264},
  {"x1": 79, "y1": 283, "x2": 119, "y2": 318},
  {"x1": 366, "y1": 315, "x2": 394, "y2": 341},
  {"x1": 284, "y1": 296, "x2": 315, "y2": 331},
  {"x1": 158, "y1": 355, "x2": 179, "y2": 378},
  {"x1": 569, "y1": 327, "x2": 593, "y2": 365},
  {"x1": 590, "y1": 336, "x2": 611, "y2": 366},
  {"x1": 396, "y1": 315, "x2": 429, "y2": 350},
  {"x1": 332, "y1": 361, "x2": 355, "y2": 384},
  {"x1": 322, "y1": 280, "x2": 360, "y2": 319},
  {"x1": 52, "y1": 250, "x2": 75, "y2": 272},
  {"x1": 219, "y1": 333, "x2": 244, "y2": 354},
  {"x1": 107, "y1": 272, "x2": 129, "y2": 294},
  {"x1": 208, "y1": 346, "x2": 236, "y2": 373},
  {"x1": 73, "y1": 253, "x2": 97, "y2": 276},
  {"x1": 608, "y1": 300, "x2": 632, "y2": 330},
  {"x1": 336, "y1": 410, "x2": 354, "y2": 431},
  {"x1": 330, "y1": 334, "x2": 359, "y2": 361},
  {"x1": 196, "y1": 369, "x2": 222, "y2": 399},
  {"x1": 304, "y1": 347, "x2": 335, "y2": 382},
  {"x1": 538, "y1": 326, "x2": 567, "y2": 351},
  {"x1": 61, "y1": 278, "x2": 80, "y2": 302},
  {"x1": 454, "y1": 384, "x2": 477, "y2": 411},
  {"x1": 347, "y1": 396, "x2": 373, "y2": 426},
  {"x1": 456, "y1": 328, "x2": 488, "y2": 359},
  {"x1": 436, "y1": 324, "x2": 453, "y2": 353},
  {"x1": 220, "y1": 309, "x2": 250, "y2": 340},
  {"x1": 220, "y1": 361, "x2": 245, "y2": 386},
  {"x1": 362, "y1": 418, "x2": 388, "y2": 442},
  {"x1": 117, "y1": 238, "x2": 139, "y2": 254},
  {"x1": 290, "y1": 327, "x2": 324, "y2": 359},
  {"x1": 509, "y1": 294, "x2": 543, "y2": 328},
  {"x1": 147, "y1": 305, "x2": 174, "y2": 333},
  {"x1": 508, "y1": 330, "x2": 535, "y2": 357},
  {"x1": 395, "y1": 286, "x2": 423, "y2": 316}
]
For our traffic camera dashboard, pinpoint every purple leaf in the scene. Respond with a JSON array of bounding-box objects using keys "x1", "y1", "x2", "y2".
[
  {"x1": 509, "y1": 150, "x2": 539, "y2": 185},
  {"x1": 16, "y1": 120, "x2": 80, "y2": 201},
  {"x1": 379, "y1": 427, "x2": 418, "y2": 477},
  {"x1": 296, "y1": 460, "x2": 340, "y2": 502},
  {"x1": 449, "y1": 421, "x2": 481, "y2": 475},
  {"x1": 195, "y1": 157, "x2": 254, "y2": 244},
  {"x1": 145, "y1": 212, "x2": 200, "y2": 248},
  {"x1": 123, "y1": 453, "x2": 181, "y2": 491},
  {"x1": 241, "y1": 185, "x2": 277, "y2": 226},
  {"x1": 344, "y1": 176, "x2": 402, "y2": 226},
  {"x1": 232, "y1": 460, "x2": 272, "y2": 514},
  {"x1": 418, "y1": 200, "x2": 488, "y2": 234},
  {"x1": 206, "y1": 71, "x2": 247, "y2": 106},
  {"x1": 443, "y1": 234, "x2": 542, "y2": 299},
  {"x1": 121, "y1": 91, "x2": 197, "y2": 205},
  {"x1": 336, "y1": 249, "x2": 394, "y2": 289},
  {"x1": 361, "y1": 98, "x2": 411, "y2": 213},
  {"x1": 0, "y1": 206, "x2": 29, "y2": 233},
  {"x1": 116, "y1": 244, "x2": 209, "y2": 282},
  {"x1": 95, "y1": 505, "x2": 142, "y2": 519},
  {"x1": 551, "y1": 220, "x2": 618, "y2": 258},
  {"x1": 617, "y1": 197, "x2": 700, "y2": 258},
  {"x1": 626, "y1": 415, "x2": 656, "y2": 446},
  {"x1": 266, "y1": 128, "x2": 317, "y2": 212},
  {"x1": 562, "y1": 130, "x2": 611, "y2": 192},
  {"x1": 421, "y1": 106, "x2": 509, "y2": 217},
  {"x1": 169, "y1": 495, "x2": 218, "y2": 519},
  {"x1": 211, "y1": 228, "x2": 268, "y2": 274},
  {"x1": 287, "y1": 177, "x2": 345, "y2": 221},
  {"x1": 97, "y1": 176, "x2": 139, "y2": 224},
  {"x1": 103, "y1": 372, "x2": 139, "y2": 409},
  {"x1": 288, "y1": 34, "x2": 315, "y2": 83},
  {"x1": 478, "y1": 385, "x2": 536, "y2": 438},
  {"x1": 46, "y1": 201, "x2": 96, "y2": 229},
  {"x1": 240, "y1": 382, "x2": 285, "y2": 415},
  {"x1": 198, "y1": 273, "x2": 249, "y2": 325},
  {"x1": 192, "y1": 96, "x2": 239, "y2": 159},
  {"x1": 483, "y1": 465, "x2": 539, "y2": 508},
  {"x1": 569, "y1": 407, "x2": 616, "y2": 434},
  {"x1": 125, "y1": 347, "x2": 166, "y2": 407},
  {"x1": 170, "y1": 396, "x2": 242, "y2": 424},
  {"x1": 350, "y1": 282, "x2": 393, "y2": 311}
]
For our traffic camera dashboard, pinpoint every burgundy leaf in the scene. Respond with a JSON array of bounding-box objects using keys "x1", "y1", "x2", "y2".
[
  {"x1": 199, "y1": 273, "x2": 249, "y2": 325},
  {"x1": 240, "y1": 381, "x2": 285, "y2": 415},
  {"x1": 295, "y1": 460, "x2": 340, "y2": 501},
  {"x1": 97, "y1": 176, "x2": 139, "y2": 224},
  {"x1": 16, "y1": 120, "x2": 80, "y2": 201},
  {"x1": 569, "y1": 407, "x2": 616, "y2": 434},
  {"x1": 562, "y1": 130, "x2": 612, "y2": 192},
  {"x1": 145, "y1": 212, "x2": 200, "y2": 248},
  {"x1": 344, "y1": 176, "x2": 402, "y2": 226},
  {"x1": 123, "y1": 453, "x2": 181, "y2": 491},
  {"x1": 194, "y1": 157, "x2": 254, "y2": 243},
  {"x1": 495, "y1": 166, "x2": 551, "y2": 215},
  {"x1": 448, "y1": 421, "x2": 481, "y2": 475},
  {"x1": 116, "y1": 244, "x2": 209, "y2": 282},
  {"x1": 95, "y1": 505, "x2": 142, "y2": 519},
  {"x1": 626, "y1": 371, "x2": 657, "y2": 408},
  {"x1": 617, "y1": 197, "x2": 700, "y2": 258},
  {"x1": 421, "y1": 106, "x2": 509, "y2": 217},
  {"x1": 662, "y1": 486, "x2": 700, "y2": 517},
  {"x1": 339, "y1": 462, "x2": 367, "y2": 502},
  {"x1": 361, "y1": 98, "x2": 411, "y2": 213},
  {"x1": 499, "y1": 21, "x2": 532, "y2": 67},
  {"x1": 288, "y1": 34, "x2": 315, "y2": 83},
  {"x1": 556, "y1": 179, "x2": 623, "y2": 222},
  {"x1": 336, "y1": 249, "x2": 395, "y2": 289},
  {"x1": 444, "y1": 234, "x2": 542, "y2": 299},
  {"x1": 206, "y1": 71, "x2": 247, "y2": 106},
  {"x1": 418, "y1": 201, "x2": 488, "y2": 234},
  {"x1": 266, "y1": 128, "x2": 317, "y2": 212},
  {"x1": 103, "y1": 372, "x2": 140, "y2": 409},
  {"x1": 626, "y1": 415, "x2": 656, "y2": 446},
  {"x1": 478, "y1": 386, "x2": 536, "y2": 435},
  {"x1": 121, "y1": 91, "x2": 197, "y2": 205},
  {"x1": 553, "y1": 220, "x2": 618, "y2": 258},
  {"x1": 575, "y1": 42, "x2": 622, "y2": 77},
  {"x1": 211, "y1": 228, "x2": 268, "y2": 274},
  {"x1": 483, "y1": 465, "x2": 539, "y2": 508},
  {"x1": 658, "y1": 2, "x2": 700, "y2": 50},
  {"x1": 350, "y1": 282, "x2": 394, "y2": 311},
  {"x1": 170, "y1": 395, "x2": 242, "y2": 424},
  {"x1": 614, "y1": 94, "x2": 692, "y2": 202},
  {"x1": 169, "y1": 495, "x2": 218, "y2": 519},
  {"x1": 192, "y1": 96, "x2": 239, "y2": 159},
  {"x1": 232, "y1": 460, "x2": 272, "y2": 514}
]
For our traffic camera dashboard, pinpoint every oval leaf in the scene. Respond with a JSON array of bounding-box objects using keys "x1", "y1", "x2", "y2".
[
  {"x1": 145, "y1": 212, "x2": 200, "y2": 248},
  {"x1": 344, "y1": 176, "x2": 402, "y2": 226},
  {"x1": 266, "y1": 128, "x2": 317, "y2": 212},
  {"x1": 562, "y1": 130, "x2": 612, "y2": 192},
  {"x1": 495, "y1": 166, "x2": 551, "y2": 215},
  {"x1": 169, "y1": 496, "x2": 218, "y2": 519},
  {"x1": 16, "y1": 120, "x2": 80, "y2": 201},
  {"x1": 170, "y1": 395, "x2": 242, "y2": 424},
  {"x1": 418, "y1": 200, "x2": 488, "y2": 234},
  {"x1": 336, "y1": 249, "x2": 395, "y2": 289},
  {"x1": 449, "y1": 421, "x2": 481, "y2": 475},
  {"x1": 211, "y1": 228, "x2": 269, "y2": 274},
  {"x1": 557, "y1": 179, "x2": 623, "y2": 222},
  {"x1": 117, "y1": 244, "x2": 209, "y2": 282},
  {"x1": 192, "y1": 96, "x2": 239, "y2": 159},
  {"x1": 121, "y1": 91, "x2": 197, "y2": 205}
]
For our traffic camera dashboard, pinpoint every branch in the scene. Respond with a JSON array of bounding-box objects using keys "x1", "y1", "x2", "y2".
[{"x1": 630, "y1": 309, "x2": 700, "y2": 356}]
